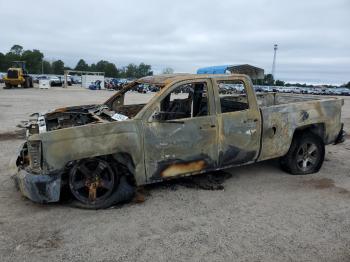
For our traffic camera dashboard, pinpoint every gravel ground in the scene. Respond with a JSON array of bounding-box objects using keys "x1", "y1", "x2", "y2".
[{"x1": 0, "y1": 85, "x2": 350, "y2": 262}]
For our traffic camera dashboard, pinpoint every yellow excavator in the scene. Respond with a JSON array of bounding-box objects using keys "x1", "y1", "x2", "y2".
[{"x1": 3, "y1": 61, "x2": 33, "y2": 89}]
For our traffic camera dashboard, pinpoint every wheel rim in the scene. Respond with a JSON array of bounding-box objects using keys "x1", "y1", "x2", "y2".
[
  {"x1": 69, "y1": 159, "x2": 117, "y2": 204},
  {"x1": 296, "y1": 142, "x2": 319, "y2": 172}
]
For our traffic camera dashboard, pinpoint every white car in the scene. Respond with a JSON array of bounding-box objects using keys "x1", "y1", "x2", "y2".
[{"x1": 49, "y1": 76, "x2": 63, "y2": 87}]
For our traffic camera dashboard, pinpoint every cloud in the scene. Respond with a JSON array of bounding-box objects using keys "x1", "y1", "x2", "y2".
[{"x1": 0, "y1": 0, "x2": 349, "y2": 84}]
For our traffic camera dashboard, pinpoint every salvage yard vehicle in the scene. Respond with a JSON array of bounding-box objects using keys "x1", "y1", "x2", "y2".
[
  {"x1": 3, "y1": 61, "x2": 33, "y2": 89},
  {"x1": 12, "y1": 74, "x2": 345, "y2": 209}
]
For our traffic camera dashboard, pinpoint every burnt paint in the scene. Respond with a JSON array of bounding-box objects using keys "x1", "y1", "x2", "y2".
[
  {"x1": 150, "y1": 154, "x2": 215, "y2": 181},
  {"x1": 219, "y1": 145, "x2": 256, "y2": 166},
  {"x1": 15, "y1": 169, "x2": 62, "y2": 203},
  {"x1": 300, "y1": 111, "x2": 309, "y2": 121}
]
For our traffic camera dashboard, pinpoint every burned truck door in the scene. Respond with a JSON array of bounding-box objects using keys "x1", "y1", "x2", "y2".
[
  {"x1": 213, "y1": 76, "x2": 262, "y2": 167},
  {"x1": 142, "y1": 79, "x2": 218, "y2": 182}
]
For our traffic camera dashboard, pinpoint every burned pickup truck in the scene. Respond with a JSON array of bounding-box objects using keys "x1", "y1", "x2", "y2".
[{"x1": 13, "y1": 74, "x2": 345, "y2": 208}]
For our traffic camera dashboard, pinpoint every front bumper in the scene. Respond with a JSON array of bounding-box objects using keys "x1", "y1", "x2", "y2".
[
  {"x1": 10, "y1": 140, "x2": 62, "y2": 203},
  {"x1": 13, "y1": 169, "x2": 61, "y2": 203},
  {"x1": 4, "y1": 79, "x2": 22, "y2": 85}
]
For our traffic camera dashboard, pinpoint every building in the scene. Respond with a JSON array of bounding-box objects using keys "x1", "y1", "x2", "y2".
[{"x1": 197, "y1": 64, "x2": 264, "y2": 82}]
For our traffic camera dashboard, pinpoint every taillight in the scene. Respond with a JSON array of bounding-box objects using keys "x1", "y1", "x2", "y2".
[{"x1": 28, "y1": 140, "x2": 42, "y2": 171}]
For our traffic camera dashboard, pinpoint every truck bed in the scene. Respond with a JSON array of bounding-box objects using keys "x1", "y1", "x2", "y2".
[
  {"x1": 256, "y1": 93, "x2": 343, "y2": 161},
  {"x1": 256, "y1": 93, "x2": 324, "y2": 107}
]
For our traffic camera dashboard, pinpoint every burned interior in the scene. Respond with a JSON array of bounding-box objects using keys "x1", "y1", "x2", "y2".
[
  {"x1": 26, "y1": 82, "x2": 159, "y2": 134},
  {"x1": 152, "y1": 82, "x2": 209, "y2": 121}
]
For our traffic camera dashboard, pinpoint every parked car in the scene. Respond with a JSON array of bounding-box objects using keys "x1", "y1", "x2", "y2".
[
  {"x1": 12, "y1": 74, "x2": 345, "y2": 209},
  {"x1": 70, "y1": 76, "x2": 81, "y2": 85},
  {"x1": 33, "y1": 75, "x2": 48, "y2": 84},
  {"x1": 336, "y1": 88, "x2": 350, "y2": 96},
  {"x1": 49, "y1": 76, "x2": 63, "y2": 87}
]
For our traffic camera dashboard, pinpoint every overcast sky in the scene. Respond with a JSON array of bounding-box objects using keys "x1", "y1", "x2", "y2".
[{"x1": 0, "y1": 0, "x2": 349, "y2": 84}]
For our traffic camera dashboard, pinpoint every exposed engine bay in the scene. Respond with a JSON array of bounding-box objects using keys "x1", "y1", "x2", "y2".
[{"x1": 25, "y1": 103, "x2": 145, "y2": 135}]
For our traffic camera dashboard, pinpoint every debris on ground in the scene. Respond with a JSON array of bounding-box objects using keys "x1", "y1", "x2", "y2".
[
  {"x1": 178, "y1": 172, "x2": 233, "y2": 190},
  {"x1": 131, "y1": 172, "x2": 233, "y2": 204}
]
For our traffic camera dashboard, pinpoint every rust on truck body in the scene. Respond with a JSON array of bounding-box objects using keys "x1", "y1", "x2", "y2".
[{"x1": 12, "y1": 74, "x2": 345, "y2": 203}]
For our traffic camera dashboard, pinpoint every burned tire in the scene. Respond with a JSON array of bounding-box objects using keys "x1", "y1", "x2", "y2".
[
  {"x1": 69, "y1": 158, "x2": 135, "y2": 209},
  {"x1": 280, "y1": 132, "x2": 325, "y2": 175}
]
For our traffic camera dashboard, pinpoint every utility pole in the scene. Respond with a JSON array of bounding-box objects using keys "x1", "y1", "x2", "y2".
[
  {"x1": 271, "y1": 44, "x2": 278, "y2": 79},
  {"x1": 42, "y1": 59, "x2": 44, "y2": 74}
]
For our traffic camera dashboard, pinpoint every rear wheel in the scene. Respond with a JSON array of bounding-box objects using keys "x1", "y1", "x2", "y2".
[
  {"x1": 69, "y1": 158, "x2": 135, "y2": 209},
  {"x1": 280, "y1": 132, "x2": 325, "y2": 175}
]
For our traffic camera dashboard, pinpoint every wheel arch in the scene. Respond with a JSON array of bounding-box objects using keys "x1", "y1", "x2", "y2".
[{"x1": 293, "y1": 123, "x2": 326, "y2": 143}]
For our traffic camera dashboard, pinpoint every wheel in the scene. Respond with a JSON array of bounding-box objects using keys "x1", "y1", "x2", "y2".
[
  {"x1": 23, "y1": 78, "x2": 30, "y2": 88},
  {"x1": 280, "y1": 132, "x2": 325, "y2": 175},
  {"x1": 69, "y1": 158, "x2": 135, "y2": 209},
  {"x1": 4, "y1": 83, "x2": 12, "y2": 89}
]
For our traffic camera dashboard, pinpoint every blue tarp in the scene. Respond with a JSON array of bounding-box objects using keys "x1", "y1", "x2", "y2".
[{"x1": 196, "y1": 65, "x2": 230, "y2": 74}]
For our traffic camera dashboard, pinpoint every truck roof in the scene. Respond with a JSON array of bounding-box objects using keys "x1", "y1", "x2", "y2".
[
  {"x1": 104, "y1": 73, "x2": 249, "y2": 107},
  {"x1": 138, "y1": 73, "x2": 247, "y2": 87}
]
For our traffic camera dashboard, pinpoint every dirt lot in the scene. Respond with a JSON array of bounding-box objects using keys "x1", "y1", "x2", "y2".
[{"x1": 0, "y1": 86, "x2": 350, "y2": 262}]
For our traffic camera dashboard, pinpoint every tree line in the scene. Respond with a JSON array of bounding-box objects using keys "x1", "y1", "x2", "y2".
[
  {"x1": 0, "y1": 45, "x2": 153, "y2": 78},
  {"x1": 1, "y1": 44, "x2": 349, "y2": 87}
]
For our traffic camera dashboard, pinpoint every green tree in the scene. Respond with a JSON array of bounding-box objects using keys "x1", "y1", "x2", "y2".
[
  {"x1": 137, "y1": 63, "x2": 153, "y2": 78},
  {"x1": 125, "y1": 63, "x2": 138, "y2": 78},
  {"x1": 94, "y1": 60, "x2": 118, "y2": 77},
  {"x1": 51, "y1": 60, "x2": 65, "y2": 74},
  {"x1": 95, "y1": 60, "x2": 108, "y2": 72},
  {"x1": 75, "y1": 59, "x2": 89, "y2": 71},
  {"x1": 104, "y1": 63, "x2": 118, "y2": 78},
  {"x1": 42, "y1": 60, "x2": 52, "y2": 74},
  {"x1": 21, "y1": 49, "x2": 44, "y2": 73},
  {"x1": 9, "y1": 44, "x2": 23, "y2": 56},
  {"x1": 117, "y1": 67, "x2": 126, "y2": 78},
  {"x1": 0, "y1": 52, "x2": 6, "y2": 71},
  {"x1": 275, "y1": 80, "x2": 285, "y2": 86},
  {"x1": 4, "y1": 52, "x2": 20, "y2": 69},
  {"x1": 342, "y1": 82, "x2": 350, "y2": 88},
  {"x1": 90, "y1": 63, "x2": 97, "y2": 71}
]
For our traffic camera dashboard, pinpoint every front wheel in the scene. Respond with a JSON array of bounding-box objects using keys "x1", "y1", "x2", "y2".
[
  {"x1": 69, "y1": 158, "x2": 135, "y2": 209},
  {"x1": 280, "y1": 132, "x2": 325, "y2": 175},
  {"x1": 23, "y1": 78, "x2": 30, "y2": 88}
]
